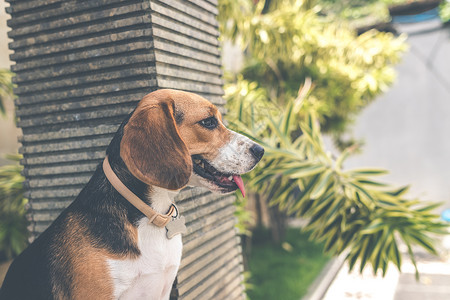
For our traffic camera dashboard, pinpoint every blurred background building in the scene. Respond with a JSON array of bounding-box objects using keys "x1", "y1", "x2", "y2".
[{"x1": 346, "y1": 17, "x2": 450, "y2": 207}]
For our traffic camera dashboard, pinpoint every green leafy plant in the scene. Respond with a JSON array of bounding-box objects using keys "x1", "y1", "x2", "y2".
[
  {"x1": 0, "y1": 69, "x2": 28, "y2": 260},
  {"x1": 219, "y1": 0, "x2": 407, "y2": 143},
  {"x1": 0, "y1": 154, "x2": 28, "y2": 260},
  {"x1": 318, "y1": 0, "x2": 392, "y2": 26},
  {"x1": 226, "y1": 81, "x2": 447, "y2": 278},
  {"x1": 220, "y1": 1, "x2": 447, "y2": 278},
  {"x1": 0, "y1": 69, "x2": 14, "y2": 116},
  {"x1": 314, "y1": 0, "x2": 450, "y2": 26},
  {"x1": 440, "y1": 0, "x2": 450, "y2": 22}
]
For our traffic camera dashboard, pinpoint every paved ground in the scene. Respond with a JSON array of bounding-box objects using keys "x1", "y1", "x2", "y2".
[
  {"x1": 321, "y1": 235, "x2": 450, "y2": 300},
  {"x1": 0, "y1": 260, "x2": 11, "y2": 287}
]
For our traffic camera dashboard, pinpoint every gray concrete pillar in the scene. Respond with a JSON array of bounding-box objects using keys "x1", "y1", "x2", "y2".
[{"x1": 6, "y1": 0, "x2": 245, "y2": 298}]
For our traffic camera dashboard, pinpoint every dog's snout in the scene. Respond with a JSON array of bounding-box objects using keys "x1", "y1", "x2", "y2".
[{"x1": 250, "y1": 144, "x2": 264, "y2": 161}]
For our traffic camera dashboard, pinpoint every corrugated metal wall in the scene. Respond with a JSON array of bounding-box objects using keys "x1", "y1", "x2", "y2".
[{"x1": 6, "y1": 0, "x2": 245, "y2": 299}]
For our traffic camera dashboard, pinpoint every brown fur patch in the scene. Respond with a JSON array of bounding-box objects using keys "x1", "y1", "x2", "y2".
[
  {"x1": 121, "y1": 95, "x2": 193, "y2": 190},
  {"x1": 51, "y1": 213, "x2": 138, "y2": 300},
  {"x1": 144, "y1": 90, "x2": 232, "y2": 161}
]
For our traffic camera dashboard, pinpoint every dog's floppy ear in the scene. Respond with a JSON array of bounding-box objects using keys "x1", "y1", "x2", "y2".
[{"x1": 120, "y1": 96, "x2": 192, "y2": 190}]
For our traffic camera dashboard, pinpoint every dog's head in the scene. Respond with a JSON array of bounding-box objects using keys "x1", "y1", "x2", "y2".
[{"x1": 120, "y1": 89, "x2": 264, "y2": 196}]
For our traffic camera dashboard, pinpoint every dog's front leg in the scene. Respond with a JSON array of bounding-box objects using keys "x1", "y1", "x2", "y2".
[
  {"x1": 118, "y1": 273, "x2": 165, "y2": 300},
  {"x1": 160, "y1": 265, "x2": 179, "y2": 300}
]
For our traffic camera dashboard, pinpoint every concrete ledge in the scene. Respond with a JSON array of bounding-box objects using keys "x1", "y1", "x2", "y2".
[{"x1": 302, "y1": 252, "x2": 347, "y2": 300}]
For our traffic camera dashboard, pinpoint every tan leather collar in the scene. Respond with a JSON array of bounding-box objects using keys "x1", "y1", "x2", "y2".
[{"x1": 102, "y1": 156, "x2": 176, "y2": 227}]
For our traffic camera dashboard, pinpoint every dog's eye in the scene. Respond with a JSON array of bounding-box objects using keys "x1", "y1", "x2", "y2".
[{"x1": 199, "y1": 117, "x2": 218, "y2": 129}]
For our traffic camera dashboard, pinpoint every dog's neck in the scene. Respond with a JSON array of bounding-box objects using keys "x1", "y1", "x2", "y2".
[
  {"x1": 104, "y1": 156, "x2": 179, "y2": 226},
  {"x1": 147, "y1": 187, "x2": 179, "y2": 214},
  {"x1": 105, "y1": 116, "x2": 150, "y2": 204}
]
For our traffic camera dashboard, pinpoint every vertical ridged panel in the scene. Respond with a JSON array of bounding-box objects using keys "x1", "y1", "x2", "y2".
[{"x1": 7, "y1": 0, "x2": 245, "y2": 298}]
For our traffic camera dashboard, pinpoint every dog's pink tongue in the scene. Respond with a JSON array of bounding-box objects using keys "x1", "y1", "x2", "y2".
[{"x1": 233, "y1": 175, "x2": 246, "y2": 198}]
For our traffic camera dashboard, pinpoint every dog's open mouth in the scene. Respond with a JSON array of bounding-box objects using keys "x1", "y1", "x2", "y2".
[{"x1": 192, "y1": 155, "x2": 245, "y2": 197}]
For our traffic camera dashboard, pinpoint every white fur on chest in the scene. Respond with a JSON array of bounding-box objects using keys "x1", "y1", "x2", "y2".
[{"x1": 107, "y1": 188, "x2": 183, "y2": 300}]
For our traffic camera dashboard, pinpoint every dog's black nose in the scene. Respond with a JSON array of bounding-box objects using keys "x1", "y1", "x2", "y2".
[{"x1": 250, "y1": 144, "x2": 264, "y2": 161}]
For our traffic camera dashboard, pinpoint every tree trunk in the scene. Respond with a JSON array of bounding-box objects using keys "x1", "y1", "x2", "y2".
[
  {"x1": 254, "y1": 193, "x2": 264, "y2": 229},
  {"x1": 268, "y1": 203, "x2": 287, "y2": 244}
]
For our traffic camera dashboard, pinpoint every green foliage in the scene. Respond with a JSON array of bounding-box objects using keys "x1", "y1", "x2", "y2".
[
  {"x1": 0, "y1": 69, "x2": 26, "y2": 260},
  {"x1": 220, "y1": 0, "x2": 447, "y2": 278},
  {"x1": 220, "y1": 0, "x2": 448, "y2": 278},
  {"x1": 225, "y1": 83, "x2": 447, "y2": 277},
  {"x1": 318, "y1": 0, "x2": 392, "y2": 24},
  {"x1": 0, "y1": 155, "x2": 28, "y2": 260},
  {"x1": 330, "y1": 0, "x2": 450, "y2": 24},
  {"x1": 234, "y1": 193, "x2": 253, "y2": 236},
  {"x1": 318, "y1": 0, "x2": 450, "y2": 25},
  {"x1": 219, "y1": 0, "x2": 407, "y2": 139},
  {"x1": 0, "y1": 69, "x2": 14, "y2": 117},
  {"x1": 247, "y1": 228, "x2": 330, "y2": 300},
  {"x1": 440, "y1": 1, "x2": 450, "y2": 22}
]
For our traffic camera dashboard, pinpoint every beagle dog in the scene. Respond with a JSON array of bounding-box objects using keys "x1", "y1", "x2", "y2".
[{"x1": 0, "y1": 89, "x2": 264, "y2": 300}]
